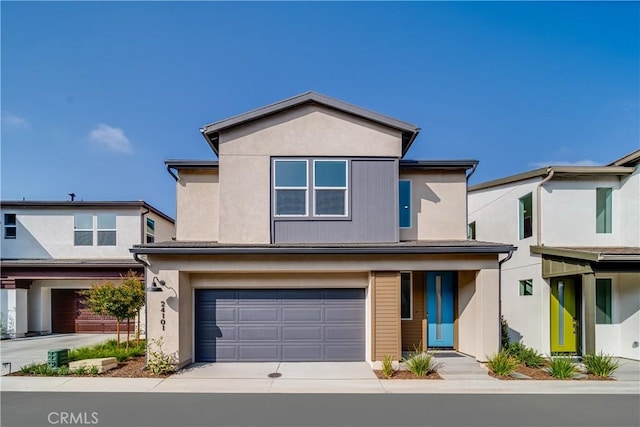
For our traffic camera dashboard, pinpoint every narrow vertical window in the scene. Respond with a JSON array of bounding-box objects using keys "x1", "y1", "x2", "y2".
[
  {"x1": 146, "y1": 218, "x2": 155, "y2": 243},
  {"x1": 596, "y1": 278, "x2": 612, "y2": 324},
  {"x1": 74, "y1": 213, "x2": 94, "y2": 246},
  {"x1": 97, "y1": 213, "x2": 116, "y2": 246},
  {"x1": 274, "y1": 160, "x2": 308, "y2": 216},
  {"x1": 4, "y1": 213, "x2": 16, "y2": 239},
  {"x1": 314, "y1": 160, "x2": 347, "y2": 216},
  {"x1": 519, "y1": 279, "x2": 533, "y2": 296},
  {"x1": 400, "y1": 272, "x2": 412, "y2": 320},
  {"x1": 596, "y1": 188, "x2": 612, "y2": 234},
  {"x1": 519, "y1": 193, "x2": 533, "y2": 239},
  {"x1": 468, "y1": 221, "x2": 476, "y2": 240},
  {"x1": 399, "y1": 180, "x2": 411, "y2": 228}
]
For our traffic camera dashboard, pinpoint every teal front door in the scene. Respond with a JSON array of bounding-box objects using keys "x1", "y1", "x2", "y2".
[{"x1": 426, "y1": 272, "x2": 454, "y2": 347}]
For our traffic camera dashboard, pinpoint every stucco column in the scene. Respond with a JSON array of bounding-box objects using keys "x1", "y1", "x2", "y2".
[
  {"x1": 475, "y1": 268, "x2": 500, "y2": 362},
  {"x1": 582, "y1": 273, "x2": 596, "y2": 355}
]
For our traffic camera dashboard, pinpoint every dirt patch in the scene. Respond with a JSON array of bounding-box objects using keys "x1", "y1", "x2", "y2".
[
  {"x1": 487, "y1": 364, "x2": 614, "y2": 381},
  {"x1": 9, "y1": 356, "x2": 171, "y2": 378},
  {"x1": 374, "y1": 370, "x2": 442, "y2": 380}
]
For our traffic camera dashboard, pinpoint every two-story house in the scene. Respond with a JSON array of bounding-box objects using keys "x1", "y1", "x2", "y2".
[
  {"x1": 132, "y1": 92, "x2": 514, "y2": 368},
  {"x1": 469, "y1": 150, "x2": 640, "y2": 360},
  {"x1": 0, "y1": 201, "x2": 174, "y2": 337}
]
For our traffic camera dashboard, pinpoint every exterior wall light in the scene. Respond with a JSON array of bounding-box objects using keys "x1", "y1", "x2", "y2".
[{"x1": 146, "y1": 276, "x2": 165, "y2": 292}]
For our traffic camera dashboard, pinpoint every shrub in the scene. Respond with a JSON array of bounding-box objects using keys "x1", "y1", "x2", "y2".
[
  {"x1": 582, "y1": 352, "x2": 619, "y2": 378},
  {"x1": 57, "y1": 365, "x2": 71, "y2": 376},
  {"x1": 487, "y1": 350, "x2": 519, "y2": 376},
  {"x1": 69, "y1": 339, "x2": 145, "y2": 362},
  {"x1": 381, "y1": 355, "x2": 395, "y2": 379},
  {"x1": 500, "y1": 315, "x2": 510, "y2": 350},
  {"x1": 548, "y1": 356, "x2": 578, "y2": 379},
  {"x1": 506, "y1": 342, "x2": 545, "y2": 368},
  {"x1": 146, "y1": 337, "x2": 177, "y2": 376},
  {"x1": 88, "y1": 365, "x2": 100, "y2": 376},
  {"x1": 19, "y1": 363, "x2": 41, "y2": 375},
  {"x1": 72, "y1": 366, "x2": 88, "y2": 375},
  {"x1": 402, "y1": 349, "x2": 439, "y2": 377},
  {"x1": 35, "y1": 364, "x2": 57, "y2": 376}
]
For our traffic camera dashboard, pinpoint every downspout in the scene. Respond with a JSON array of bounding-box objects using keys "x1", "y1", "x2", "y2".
[
  {"x1": 465, "y1": 162, "x2": 478, "y2": 239},
  {"x1": 536, "y1": 168, "x2": 555, "y2": 246},
  {"x1": 132, "y1": 251, "x2": 151, "y2": 370},
  {"x1": 166, "y1": 165, "x2": 179, "y2": 181},
  {"x1": 498, "y1": 250, "x2": 514, "y2": 350}
]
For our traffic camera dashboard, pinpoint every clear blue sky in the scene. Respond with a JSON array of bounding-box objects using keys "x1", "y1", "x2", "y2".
[{"x1": 2, "y1": 2, "x2": 638, "y2": 217}]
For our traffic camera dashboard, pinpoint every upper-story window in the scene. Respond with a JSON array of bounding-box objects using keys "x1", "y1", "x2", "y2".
[
  {"x1": 399, "y1": 180, "x2": 411, "y2": 228},
  {"x1": 596, "y1": 188, "x2": 612, "y2": 234},
  {"x1": 468, "y1": 221, "x2": 476, "y2": 240},
  {"x1": 274, "y1": 159, "x2": 348, "y2": 217},
  {"x1": 74, "y1": 213, "x2": 117, "y2": 246},
  {"x1": 4, "y1": 213, "x2": 16, "y2": 239},
  {"x1": 146, "y1": 218, "x2": 155, "y2": 243},
  {"x1": 518, "y1": 193, "x2": 533, "y2": 240}
]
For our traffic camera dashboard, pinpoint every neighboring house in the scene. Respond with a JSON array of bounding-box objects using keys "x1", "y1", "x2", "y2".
[
  {"x1": 0, "y1": 201, "x2": 174, "y2": 337},
  {"x1": 469, "y1": 150, "x2": 640, "y2": 360},
  {"x1": 132, "y1": 92, "x2": 514, "y2": 367}
]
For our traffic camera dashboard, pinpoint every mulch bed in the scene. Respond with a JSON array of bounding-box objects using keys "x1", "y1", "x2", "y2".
[
  {"x1": 374, "y1": 370, "x2": 442, "y2": 380},
  {"x1": 488, "y1": 364, "x2": 613, "y2": 381},
  {"x1": 10, "y1": 356, "x2": 171, "y2": 378}
]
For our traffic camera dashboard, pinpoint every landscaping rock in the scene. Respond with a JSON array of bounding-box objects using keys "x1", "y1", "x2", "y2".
[
  {"x1": 509, "y1": 372, "x2": 531, "y2": 379},
  {"x1": 572, "y1": 373, "x2": 587, "y2": 379},
  {"x1": 69, "y1": 358, "x2": 118, "y2": 374}
]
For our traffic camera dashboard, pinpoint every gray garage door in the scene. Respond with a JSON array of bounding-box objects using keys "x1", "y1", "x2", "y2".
[{"x1": 195, "y1": 289, "x2": 365, "y2": 362}]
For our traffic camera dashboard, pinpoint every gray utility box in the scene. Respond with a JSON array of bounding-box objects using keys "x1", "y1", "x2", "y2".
[{"x1": 47, "y1": 348, "x2": 69, "y2": 368}]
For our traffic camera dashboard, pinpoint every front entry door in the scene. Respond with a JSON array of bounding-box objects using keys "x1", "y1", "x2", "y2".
[
  {"x1": 426, "y1": 272, "x2": 454, "y2": 347},
  {"x1": 550, "y1": 278, "x2": 578, "y2": 353}
]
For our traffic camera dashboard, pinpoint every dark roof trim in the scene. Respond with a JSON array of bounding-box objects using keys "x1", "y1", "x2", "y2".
[
  {"x1": 0, "y1": 201, "x2": 174, "y2": 223},
  {"x1": 200, "y1": 91, "x2": 421, "y2": 157},
  {"x1": 531, "y1": 246, "x2": 640, "y2": 262},
  {"x1": 0, "y1": 259, "x2": 141, "y2": 268},
  {"x1": 131, "y1": 244, "x2": 515, "y2": 256},
  {"x1": 469, "y1": 166, "x2": 635, "y2": 192},
  {"x1": 165, "y1": 160, "x2": 219, "y2": 169},
  {"x1": 400, "y1": 159, "x2": 478, "y2": 171}
]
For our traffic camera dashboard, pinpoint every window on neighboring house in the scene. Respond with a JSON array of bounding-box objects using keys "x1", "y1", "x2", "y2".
[
  {"x1": 314, "y1": 160, "x2": 348, "y2": 216},
  {"x1": 399, "y1": 180, "x2": 411, "y2": 228},
  {"x1": 400, "y1": 272, "x2": 412, "y2": 320},
  {"x1": 274, "y1": 160, "x2": 308, "y2": 216},
  {"x1": 74, "y1": 213, "x2": 94, "y2": 246},
  {"x1": 468, "y1": 221, "x2": 476, "y2": 240},
  {"x1": 4, "y1": 213, "x2": 16, "y2": 239},
  {"x1": 146, "y1": 218, "x2": 155, "y2": 243},
  {"x1": 519, "y1": 193, "x2": 533, "y2": 239},
  {"x1": 519, "y1": 279, "x2": 533, "y2": 296},
  {"x1": 596, "y1": 278, "x2": 612, "y2": 324},
  {"x1": 596, "y1": 188, "x2": 612, "y2": 234},
  {"x1": 97, "y1": 214, "x2": 116, "y2": 246}
]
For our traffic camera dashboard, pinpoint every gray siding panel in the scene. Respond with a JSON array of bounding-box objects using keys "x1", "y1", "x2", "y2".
[
  {"x1": 195, "y1": 289, "x2": 365, "y2": 362},
  {"x1": 274, "y1": 160, "x2": 397, "y2": 243}
]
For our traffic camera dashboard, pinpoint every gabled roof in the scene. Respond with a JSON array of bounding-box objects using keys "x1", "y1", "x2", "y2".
[
  {"x1": 200, "y1": 91, "x2": 421, "y2": 157},
  {"x1": 0, "y1": 200, "x2": 174, "y2": 223}
]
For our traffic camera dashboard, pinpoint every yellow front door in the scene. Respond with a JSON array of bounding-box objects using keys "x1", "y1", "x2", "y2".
[{"x1": 550, "y1": 278, "x2": 578, "y2": 353}]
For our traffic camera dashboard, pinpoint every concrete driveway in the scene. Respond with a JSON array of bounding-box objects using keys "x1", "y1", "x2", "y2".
[{"x1": 0, "y1": 334, "x2": 119, "y2": 374}]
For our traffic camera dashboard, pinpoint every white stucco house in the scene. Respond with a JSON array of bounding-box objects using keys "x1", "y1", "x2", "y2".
[
  {"x1": 468, "y1": 150, "x2": 640, "y2": 360},
  {"x1": 0, "y1": 201, "x2": 174, "y2": 338}
]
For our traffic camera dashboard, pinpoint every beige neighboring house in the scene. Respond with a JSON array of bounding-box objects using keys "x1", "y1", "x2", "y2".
[{"x1": 132, "y1": 92, "x2": 514, "y2": 367}]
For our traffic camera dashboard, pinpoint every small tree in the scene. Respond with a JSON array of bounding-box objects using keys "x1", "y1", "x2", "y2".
[{"x1": 121, "y1": 271, "x2": 145, "y2": 347}]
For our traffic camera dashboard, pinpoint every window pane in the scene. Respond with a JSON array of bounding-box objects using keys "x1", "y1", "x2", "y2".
[
  {"x1": 5, "y1": 227, "x2": 16, "y2": 239},
  {"x1": 146, "y1": 234, "x2": 155, "y2": 243},
  {"x1": 97, "y1": 230, "x2": 116, "y2": 246},
  {"x1": 401, "y1": 273, "x2": 412, "y2": 319},
  {"x1": 596, "y1": 188, "x2": 612, "y2": 234},
  {"x1": 275, "y1": 161, "x2": 307, "y2": 187},
  {"x1": 519, "y1": 279, "x2": 533, "y2": 296},
  {"x1": 74, "y1": 230, "x2": 93, "y2": 246},
  {"x1": 146, "y1": 218, "x2": 155, "y2": 234},
  {"x1": 468, "y1": 222, "x2": 476, "y2": 240},
  {"x1": 314, "y1": 161, "x2": 346, "y2": 187},
  {"x1": 315, "y1": 189, "x2": 345, "y2": 215},
  {"x1": 97, "y1": 213, "x2": 116, "y2": 229},
  {"x1": 596, "y1": 279, "x2": 612, "y2": 324},
  {"x1": 276, "y1": 189, "x2": 306, "y2": 215},
  {"x1": 4, "y1": 214, "x2": 16, "y2": 225},
  {"x1": 519, "y1": 193, "x2": 532, "y2": 239},
  {"x1": 74, "y1": 213, "x2": 93, "y2": 230},
  {"x1": 399, "y1": 180, "x2": 411, "y2": 228}
]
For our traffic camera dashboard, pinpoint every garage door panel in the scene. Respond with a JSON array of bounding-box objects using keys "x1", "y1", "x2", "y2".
[{"x1": 195, "y1": 288, "x2": 365, "y2": 362}]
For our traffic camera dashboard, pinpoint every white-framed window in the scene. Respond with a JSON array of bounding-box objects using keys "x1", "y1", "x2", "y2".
[
  {"x1": 146, "y1": 218, "x2": 155, "y2": 243},
  {"x1": 401, "y1": 271, "x2": 413, "y2": 320},
  {"x1": 4, "y1": 213, "x2": 16, "y2": 239},
  {"x1": 74, "y1": 213, "x2": 94, "y2": 246},
  {"x1": 313, "y1": 160, "x2": 348, "y2": 216},
  {"x1": 274, "y1": 159, "x2": 308, "y2": 216},
  {"x1": 97, "y1": 213, "x2": 116, "y2": 246},
  {"x1": 519, "y1": 279, "x2": 533, "y2": 296}
]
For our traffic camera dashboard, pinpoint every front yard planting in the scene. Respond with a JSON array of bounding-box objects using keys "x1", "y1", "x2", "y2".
[{"x1": 374, "y1": 349, "x2": 442, "y2": 380}]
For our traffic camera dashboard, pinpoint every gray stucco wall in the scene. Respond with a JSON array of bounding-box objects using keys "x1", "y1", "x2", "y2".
[{"x1": 273, "y1": 159, "x2": 398, "y2": 243}]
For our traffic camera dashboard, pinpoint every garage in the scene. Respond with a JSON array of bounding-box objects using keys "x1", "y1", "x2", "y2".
[{"x1": 195, "y1": 289, "x2": 365, "y2": 362}]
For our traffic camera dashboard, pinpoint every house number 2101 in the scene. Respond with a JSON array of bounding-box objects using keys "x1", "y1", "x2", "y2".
[{"x1": 160, "y1": 301, "x2": 166, "y2": 331}]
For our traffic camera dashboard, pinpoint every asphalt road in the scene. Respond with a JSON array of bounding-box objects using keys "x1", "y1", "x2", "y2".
[{"x1": 2, "y1": 393, "x2": 639, "y2": 427}]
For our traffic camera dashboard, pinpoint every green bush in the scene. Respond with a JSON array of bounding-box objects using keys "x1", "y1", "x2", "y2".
[
  {"x1": 69, "y1": 339, "x2": 145, "y2": 362},
  {"x1": 146, "y1": 337, "x2": 177, "y2": 376},
  {"x1": 402, "y1": 350, "x2": 439, "y2": 377},
  {"x1": 57, "y1": 365, "x2": 71, "y2": 376},
  {"x1": 582, "y1": 352, "x2": 619, "y2": 378},
  {"x1": 381, "y1": 355, "x2": 395, "y2": 379},
  {"x1": 487, "y1": 350, "x2": 519, "y2": 376},
  {"x1": 19, "y1": 363, "x2": 41, "y2": 375},
  {"x1": 72, "y1": 366, "x2": 88, "y2": 375},
  {"x1": 506, "y1": 342, "x2": 545, "y2": 368},
  {"x1": 548, "y1": 356, "x2": 578, "y2": 379},
  {"x1": 500, "y1": 315, "x2": 510, "y2": 350},
  {"x1": 88, "y1": 365, "x2": 100, "y2": 376}
]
